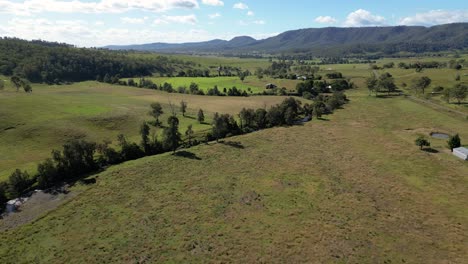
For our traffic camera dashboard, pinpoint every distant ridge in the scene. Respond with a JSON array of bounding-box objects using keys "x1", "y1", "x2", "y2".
[{"x1": 105, "y1": 23, "x2": 468, "y2": 55}]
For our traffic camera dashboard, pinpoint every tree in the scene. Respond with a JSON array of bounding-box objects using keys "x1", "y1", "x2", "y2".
[
  {"x1": 447, "y1": 134, "x2": 461, "y2": 152},
  {"x1": 442, "y1": 88, "x2": 452, "y2": 103},
  {"x1": 36, "y1": 158, "x2": 59, "y2": 188},
  {"x1": 254, "y1": 108, "x2": 268, "y2": 129},
  {"x1": 185, "y1": 124, "x2": 194, "y2": 146},
  {"x1": 197, "y1": 109, "x2": 205, "y2": 124},
  {"x1": 378, "y1": 72, "x2": 397, "y2": 95},
  {"x1": 8, "y1": 169, "x2": 31, "y2": 197},
  {"x1": 451, "y1": 83, "x2": 467, "y2": 104},
  {"x1": 149, "y1": 102, "x2": 164, "y2": 126},
  {"x1": 366, "y1": 75, "x2": 378, "y2": 96},
  {"x1": 0, "y1": 79, "x2": 4, "y2": 90},
  {"x1": 180, "y1": 100, "x2": 188, "y2": 117},
  {"x1": 23, "y1": 83, "x2": 32, "y2": 93},
  {"x1": 255, "y1": 68, "x2": 264, "y2": 79},
  {"x1": 412, "y1": 76, "x2": 431, "y2": 94},
  {"x1": 415, "y1": 136, "x2": 430, "y2": 150},
  {"x1": 140, "y1": 122, "x2": 151, "y2": 154},
  {"x1": 11, "y1": 76, "x2": 22, "y2": 92},
  {"x1": 162, "y1": 116, "x2": 181, "y2": 153},
  {"x1": 239, "y1": 108, "x2": 255, "y2": 130}
]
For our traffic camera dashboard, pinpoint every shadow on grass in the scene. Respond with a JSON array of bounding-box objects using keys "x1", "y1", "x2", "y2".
[
  {"x1": 183, "y1": 115, "x2": 196, "y2": 120},
  {"x1": 317, "y1": 117, "x2": 330, "y2": 121},
  {"x1": 423, "y1": 148, "x2": 439, "y2": 153},
  {"x1": 220, "y1": 141, "x2": 245, "y2": 149},
  {"x1": 174, "y1": 150, "x2": 202, "y2": 160}
]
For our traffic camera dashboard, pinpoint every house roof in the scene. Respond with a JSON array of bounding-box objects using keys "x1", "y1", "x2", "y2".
[{"x1": 453, "y1": 147, "x2": 468, "y2": 155}]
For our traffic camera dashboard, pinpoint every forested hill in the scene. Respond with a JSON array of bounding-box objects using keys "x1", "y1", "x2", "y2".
[
  {"x1": 105, "y1": 23, "x2": 468, "y2": 55},
  {"x1": 0, "y1": 38, "x2": 191, "y2": 83}
]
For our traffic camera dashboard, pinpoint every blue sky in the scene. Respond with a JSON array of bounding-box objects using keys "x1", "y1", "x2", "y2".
[{"x1": 0, "y1": 0, "x2": 467, "y2": 47}]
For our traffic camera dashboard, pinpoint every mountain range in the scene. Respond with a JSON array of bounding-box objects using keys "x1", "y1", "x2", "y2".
[{"x1": 105, "y1": 23, "x2": 468, "y2": 56}]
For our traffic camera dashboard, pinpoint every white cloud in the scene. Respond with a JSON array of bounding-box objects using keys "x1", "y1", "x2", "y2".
[
  {"x1": 0, "y1": 17, "x2": 279, "y2": 46},
  {"x1": 202, "y1": 0, "x2": 224, "y2": 6},
  {"x1": 399, "y1": 10, "x2": 468, "y2": 26},
  {"x1": 121, "y1": 17, "x2": 146, "y2": 24},
  {"x1": 247, "y1": 11, "x2": 254, "y2": 16},
  {"x1": 233, "y1": 2, "x2": 248, "y2": 10},
  {"x1": 208, "y1": 12, "x2": 221, "y2": 19},
  {"x1": 344, "y1": 9, "x2": 386, "y2": 27},
  {"x1": 0, "y1": 0, "x2": 199, "y2": 15},
  {"x1": 314, "y1": 16, "x2": 337, "y2": 24},
  {"x1": 154, "y1": 14, "x2": 197, "y2": 25},
  {"x1": 253, "y1": 20, "x2": 265, "y2": 25}
]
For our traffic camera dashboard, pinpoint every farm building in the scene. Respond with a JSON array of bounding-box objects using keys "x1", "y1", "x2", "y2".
[
  {"x1": 265, "y1": 83, "x2": 277, "y2": 89},
  {"x1": 453, "y1": 147, "x2": 468, "y2": 160}
]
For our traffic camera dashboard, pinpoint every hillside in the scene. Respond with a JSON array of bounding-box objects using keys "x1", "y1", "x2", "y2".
[
  {"x1": 1, "y1": 88, "x2": 467, "y2": 262},
  {"x1": 104, "y1": 23, "x2": 468, "y2": 55}
]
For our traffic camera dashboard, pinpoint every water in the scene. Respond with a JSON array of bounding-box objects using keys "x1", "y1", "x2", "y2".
[{"x1": 430, "y1": 132, "x2": 449, "y2": 139}]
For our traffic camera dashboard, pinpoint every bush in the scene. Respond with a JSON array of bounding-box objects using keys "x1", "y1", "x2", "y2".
[{"x1": 8, "y1": 169, "x2": 32, "y2": 197}]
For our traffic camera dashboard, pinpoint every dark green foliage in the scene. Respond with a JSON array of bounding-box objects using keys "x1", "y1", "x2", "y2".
[
  {"x1": 325, "y1": 72, "x2": 343, "y2": 79},
  {"x1": 197, "y1": 109, "x2": 205, "y2": 123},
  {"x1": 149, "y1": 102, "x2": 164, "y2": 126},
  {"x1": 415, "y1": 136, "x2": 430, "y2": 150},
  {"x1": 8, "y1": 169, "x2": 32, "y2": 197},
  {"x1": 96, "y1": 140, "x2": 121, "y2": 166},
  {"x1": 36, "y1": 159, "x2": 59, "y2": 189},
  {"x1": 378, "y1": 72, "x2": 397, "y2": 95},
  {"x1": 52, "y1": 139, "x2": 97, "y2": 179},
  {"x1": 239, "y1": 108, "x2": 256, "y2": 131},
  {"x1": 447, "y1": 134, "x2": 461, "y2": 152},
  {"x1": 140, "y1": 122, "x2": 151, "y2": 154},
  {"x1": 117, "y1": 134, "x2": 145, "y2": 161},
  {"x1": 185, "y1": 124, "x2": 194, "y2": 146},
  {"x1": 162, "y1": 116, "x2": 182, "y2": 153},
  {"x1": 180, "y1": 101, "x2": 188, "y2": 116},
  {"x1": 412, "y1": 76, "x2": 432, "y2": 94},
  {"x1": 212, "y1": 113, "x2": 240, "y2": 141},
  {"x1": 254, "y1": 108, "x2": 268, "y2": 129},
  {"x1": 0, "y1": 38, "x2": 185, "y2": 83},
  {"x1": 451, "y1": 83, "x2": 467, "y2": 104}
]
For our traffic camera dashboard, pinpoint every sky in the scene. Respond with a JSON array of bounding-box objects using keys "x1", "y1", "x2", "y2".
[{"x1": 0, "y1": 0, "x2": 467, "y2": 47}]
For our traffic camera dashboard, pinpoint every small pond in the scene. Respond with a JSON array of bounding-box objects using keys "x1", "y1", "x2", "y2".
[{"x1": 430, "y1": 132, "x2": 450, "y2": 139}]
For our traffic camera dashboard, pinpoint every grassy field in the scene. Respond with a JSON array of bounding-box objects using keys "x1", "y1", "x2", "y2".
[
  {"x1": 0, "y1": 85, "x2": 467, "y2": 262},
  {"x1": 0, "y1": 81, "x2": 291, "y2": 181},
  {"x1": 140, "y1": 76, "x2": 300, "y2": 93}
]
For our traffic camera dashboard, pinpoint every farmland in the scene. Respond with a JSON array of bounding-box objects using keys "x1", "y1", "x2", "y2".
[
  {"x1": 0, "y1": 80, "x2": 291, "y2": 181},
  {"x1": 0, "y1": 85, "x2": 466, "y2": 263}
]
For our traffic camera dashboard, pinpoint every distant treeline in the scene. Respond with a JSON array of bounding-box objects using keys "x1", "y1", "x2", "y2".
[
  {"x1": 0, "y1": 38, "x2": 193, "y2": 84},
  {"x1": 0, "y1": 94, "x2": 348, "y2": 209}
]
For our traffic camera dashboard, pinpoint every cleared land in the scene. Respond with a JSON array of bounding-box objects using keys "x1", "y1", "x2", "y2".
[
  {"x1": 0, "y1": 87, "x2": 466, "y2": 263},
  {"x1": 139, "y1": 76, "x2": 300, "y2": 93},
  {"x1": 0, "y1": 81, "x2": 290, "y2": 180}
]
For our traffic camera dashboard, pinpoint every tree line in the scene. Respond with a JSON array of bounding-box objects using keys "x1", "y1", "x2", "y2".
[
  {"x1": 0, "y1": 94, "x2": 348, "y2": 211},
  {"x1": 0, "y1": 38, "x2": 195, "y2": 84}
]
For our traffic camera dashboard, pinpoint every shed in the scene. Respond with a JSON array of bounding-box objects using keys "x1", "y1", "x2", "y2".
[
  {"x1": 265, "y1": 83, "x2": 277, "y2": 89},
  {"x1": 453, "y1": 147, "x2": 468, "y2": 160}
]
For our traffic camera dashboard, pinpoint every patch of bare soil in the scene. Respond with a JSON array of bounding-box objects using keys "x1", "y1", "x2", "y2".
[{"x1": 0, "y1": 188, "x2": 77, "y2": 231}]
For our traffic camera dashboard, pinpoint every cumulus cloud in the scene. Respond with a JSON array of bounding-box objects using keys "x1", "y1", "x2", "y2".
[
  {"x1": 208, "y1": 12, "x2": 221, "y2": 19},
  {"x1": 253, "y1": 20, "x2": 265, "y2": 25},
  {"x1": 247, "y1": 11, "x2": 254, "y2": 16},
  {"x1": 233, "y1": 2, "x2": 248, "y2": 10},
  {"x1": 344, "y1": 9, "x2": 386, "y2": 27},
  {"x1": 154, "y1": 14, "x2": 197, "y2": 25},
  {"x1": 0, "y1": 0, "x2": 199, "y2": 15},
  {"x1": 202, "y1": 0, "x2": 224, "y2": 6},
  {"x1": 399, "y1": 10, "x2": 468, "y2": 26},
  {"x1": 121, "y1": 17, "x2": 146, "y2": 24},
  {"x1": 314, "y1": 16, "x2": 337, "y2": 24}
]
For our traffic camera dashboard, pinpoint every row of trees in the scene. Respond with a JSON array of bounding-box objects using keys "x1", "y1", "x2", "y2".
[
  {"x1": 415, "y1": 134, "x2": 462, "y2": 151},
  {"x1": 0, "y1": 95, "x2": 349, "y2": 208},
  {"x1": 366, "y1": 72, "x2": 398, "y2": 96}
]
